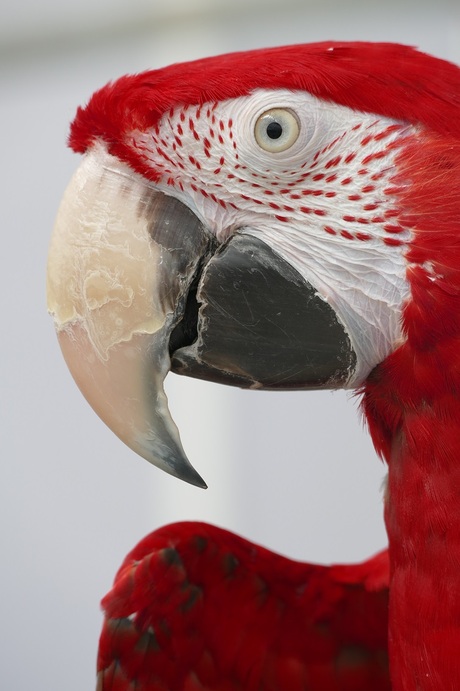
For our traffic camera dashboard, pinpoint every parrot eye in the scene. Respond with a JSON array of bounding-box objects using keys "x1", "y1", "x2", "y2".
[{"x1": 254, "y1": 108, "x2": 300, "y2": 153}]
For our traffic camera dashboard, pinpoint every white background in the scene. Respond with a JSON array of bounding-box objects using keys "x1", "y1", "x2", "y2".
[{"x1": 1, "y1": 1, "x2": 459, "y2": 688}]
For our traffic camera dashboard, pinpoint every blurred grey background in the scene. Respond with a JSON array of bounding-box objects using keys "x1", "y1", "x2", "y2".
[{"x1": 1, "y1": 0, "x2": 458, "y2": 688}]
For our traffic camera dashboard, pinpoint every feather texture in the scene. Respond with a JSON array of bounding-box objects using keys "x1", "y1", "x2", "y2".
[
  {"x1": 97, "y1": 523, "x2": 390, "y2": 691},
  {"x1": 363, "y1": 132, "x2": 460, "y2": 689},
  {"x1": 70, "y1": 42, "x2": 460, "y2": 163}
]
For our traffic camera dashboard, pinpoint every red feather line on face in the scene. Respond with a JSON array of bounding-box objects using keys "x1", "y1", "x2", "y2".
[{"x1": 69, "y1": 42, "x2": 460, "y2": 161}]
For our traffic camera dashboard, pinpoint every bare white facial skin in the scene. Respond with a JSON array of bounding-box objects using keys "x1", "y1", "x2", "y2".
[{"x1": 134, "y1": 89, "x2": 413, "y2": 386}]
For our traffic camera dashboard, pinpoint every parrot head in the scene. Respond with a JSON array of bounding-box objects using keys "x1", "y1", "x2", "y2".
[{"x1": 46, "y1": 42, "x2": 460, "y2": 487}]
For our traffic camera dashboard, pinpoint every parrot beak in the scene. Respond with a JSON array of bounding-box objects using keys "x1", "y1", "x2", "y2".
[
  {"x1": 48, "y1": 146, "x2": 356, "y2": 487},
  {"x1": 47, "y1": 147, "x2": 212, "y2": 487}
]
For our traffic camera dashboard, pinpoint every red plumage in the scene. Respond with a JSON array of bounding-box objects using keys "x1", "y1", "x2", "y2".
[
  {"x1": 97, "y1": 523, "x2": 390, "y2": 691},
  {"x1": 362, "y1": 131, "x2": 460, "y2": 689}
]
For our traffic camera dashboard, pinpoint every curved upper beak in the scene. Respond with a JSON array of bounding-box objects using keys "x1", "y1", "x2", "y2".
[
  {"x1": 47, "y1": 146, "x2": 356, "y2": 487},
  {"x1": 47, "y1": 147, "x2": 212, "y2": 487}
]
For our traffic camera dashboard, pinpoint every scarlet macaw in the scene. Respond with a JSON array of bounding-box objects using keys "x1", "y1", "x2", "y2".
[{"x1": 47, "y1": 42, "x2": 460, "y2": 690}]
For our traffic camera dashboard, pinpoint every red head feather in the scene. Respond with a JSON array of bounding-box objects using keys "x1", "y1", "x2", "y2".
[{"x1": 69, "y1": 41, "x2": 460, "y2": 160}]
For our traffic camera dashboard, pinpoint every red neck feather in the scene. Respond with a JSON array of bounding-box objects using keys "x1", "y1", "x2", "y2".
[{"x1": 363, "y1": 133, "x2": 460, "y2": 690}]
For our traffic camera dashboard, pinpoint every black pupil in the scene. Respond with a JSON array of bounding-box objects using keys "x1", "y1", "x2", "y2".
[{"x1": 266, "y1": 121, "x2": 283, "y2": 140}]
